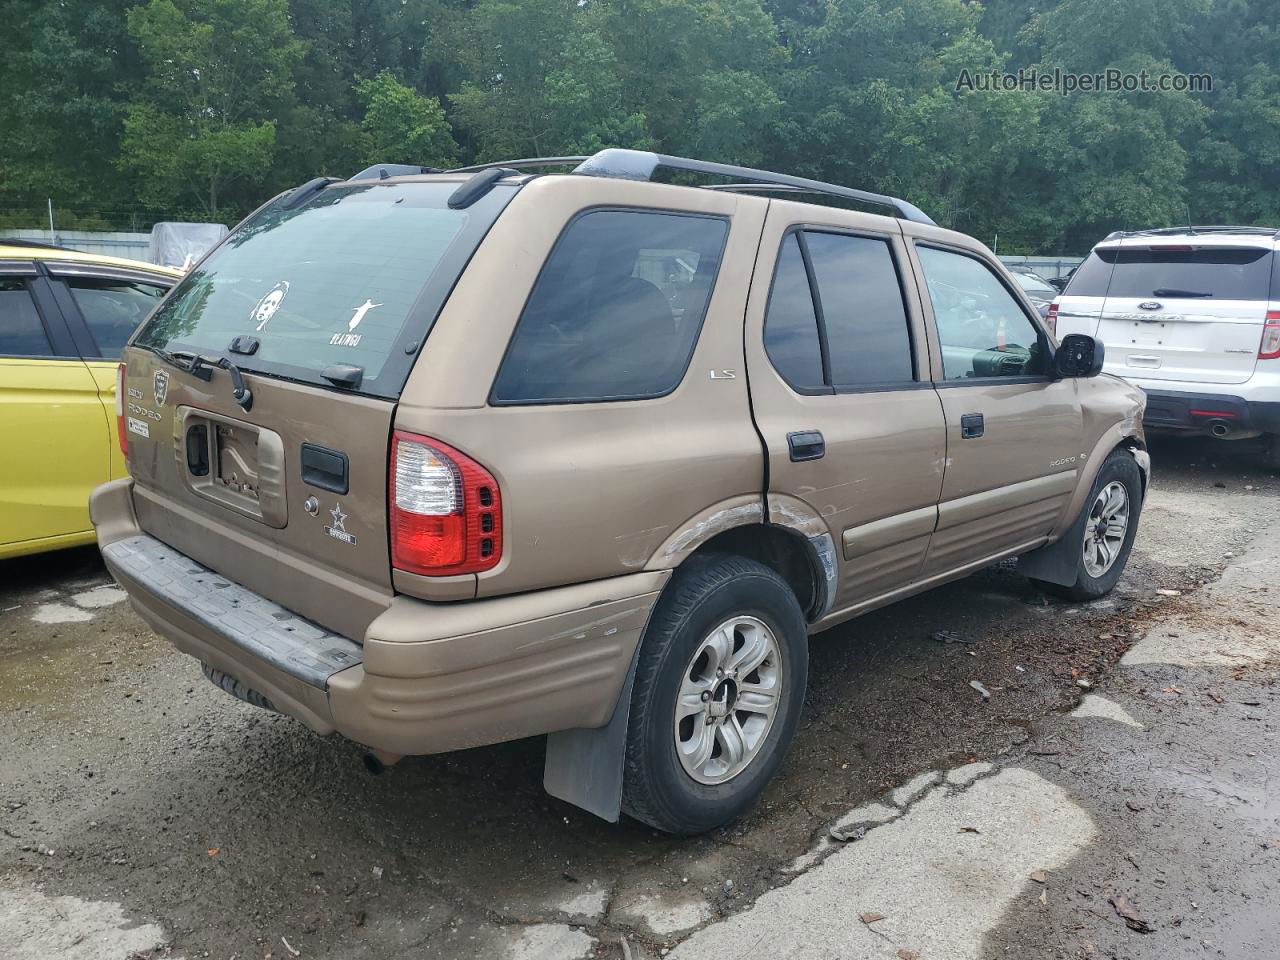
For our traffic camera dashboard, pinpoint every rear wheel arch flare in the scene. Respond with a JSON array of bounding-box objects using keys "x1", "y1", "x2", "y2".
[{"x1": 682, "y1": 523, "x2": 824, "y2": 622}]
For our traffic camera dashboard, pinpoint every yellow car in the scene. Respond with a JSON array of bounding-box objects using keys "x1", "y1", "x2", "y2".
[{"x1": 1, "y1": 241, "x2": 182, "y2": 558}]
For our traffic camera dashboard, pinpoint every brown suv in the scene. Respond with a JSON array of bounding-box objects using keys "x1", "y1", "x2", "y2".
[{"x1": 92, "y1": 150, "x2": 1148, "y2": 834}]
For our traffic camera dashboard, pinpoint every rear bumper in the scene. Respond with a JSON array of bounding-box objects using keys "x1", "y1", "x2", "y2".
[
  {"x1": 1138, "y1": 390, "x2": 1280, "y2": 435},
  {"x1": 91, "y1": 478, "x2": 667, "y2": 756}
]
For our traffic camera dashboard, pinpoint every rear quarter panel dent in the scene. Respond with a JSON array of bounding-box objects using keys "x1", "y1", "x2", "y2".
[{"x1": 646, "y1": 495, "x2": 765, "y2": 568}]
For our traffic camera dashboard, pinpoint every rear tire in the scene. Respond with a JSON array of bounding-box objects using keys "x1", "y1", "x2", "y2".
[
  {"x1": 200, "y1": 662, "x2": 278, "y2": 712},
  {"x1": 1262, "y1": 434, "x2": 1280, "y2": 472},
  {"x1": 622, "y1": 554, "x2": 808, "y2": 835},
  {"x1": 1034, "y1": 451, "x2": 1143, "y2": 602}
]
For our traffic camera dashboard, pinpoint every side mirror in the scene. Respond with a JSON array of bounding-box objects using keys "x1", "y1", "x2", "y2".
[{"x1": 1055, "y1": 333, "x2": 1105, "y2": 379}]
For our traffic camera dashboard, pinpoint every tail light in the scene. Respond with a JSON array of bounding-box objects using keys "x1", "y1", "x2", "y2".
[
  {"x1": 1045, "y1": 302, "x2": 1060, "y2": 336},
  {"x1": 389, "y1": 432, "x2": 502, "y2": 576},
  {"x1": 1259, "y1": 312, "x2": 1280, "y2": 360},
  {"x1": 115, "y1": 363, "x2": 128, "y2": 456}
]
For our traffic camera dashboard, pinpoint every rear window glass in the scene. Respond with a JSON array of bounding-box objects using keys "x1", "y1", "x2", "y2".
[
  {"x1": 67, "y1": 278, "x2": 168, "y2": 359},
  {"x1": 1013, "y1": 272, "x2": 1056, "y2": 298},
  {"x1": 1061, "y1": 251, "x2": 1114, "y2": 298},
  {"x1": 134, "y1": 181, "x2": 516, "y2": 398},
  {"x1": 1095, "y1": 246, "x2": 1273, "y2": 300},
  {"x1": 491, "y1": 209, "x2": 728, "y2": 404},
  {"x1": 0, "y1": 279, "x2": 53, "y2": 358}
]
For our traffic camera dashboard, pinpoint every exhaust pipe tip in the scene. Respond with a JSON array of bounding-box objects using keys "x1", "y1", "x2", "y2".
[
  {"x1": 1210, "y1": 420, "x2": 1231, "y2": 438},
  {"x1": 361, "y1": 749, "x2": 404, "y2": 776}
]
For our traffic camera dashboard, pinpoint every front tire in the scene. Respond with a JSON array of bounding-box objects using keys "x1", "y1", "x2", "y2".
[
  {"x1": 1034, "y1": 450, "x2": 1143, "y2": 602},
  {"x1": 622, "y1": 554, "x2": 808, "y2": 835}
]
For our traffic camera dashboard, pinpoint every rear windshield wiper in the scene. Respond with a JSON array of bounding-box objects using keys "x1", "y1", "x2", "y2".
[
  {"x1": 151, "y1": 346, "x2": 213, "y2": 381},
  {"x1": 199, "y1": 354, "x2": 254, "y2": 412},
  {"x1": 1151, "y1": 288, "x2": 1213, "y2": 298}
]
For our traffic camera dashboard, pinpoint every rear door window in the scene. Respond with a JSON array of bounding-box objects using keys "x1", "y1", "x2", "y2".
[
  {"x1": 762, "y1": 231, "x2": 915, "y2": 393},
  {"x1": 491, "y1": 209, "x2": 729, "y2": 403},
  {"x1": 1097, "y1": 246, "x2": 1273, "y2": 300},
  {"x1": 134, "y1": 181, "x2": 517, "y2": 399},
  {"x1": 0, "y1": 278, "x2": 54, "y2": 358},
  {"x1": 805, "y1": 232, "x2": 914, "y2": 388},
  {"x1": 762, "y1": 235, "x2": 825, "y2": 390},
  {"x1": 65, "y1": 278, "x2": 168, "y2": 359}
]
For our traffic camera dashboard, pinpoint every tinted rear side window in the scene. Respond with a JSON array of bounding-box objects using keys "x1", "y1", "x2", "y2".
[
  {"x1": 67, "y1": 278, "x2": 168, "y2": 359},
  {"x1": 1098, "y1": 246, "x2": 1273, "y2": 300},
  {"x1": 135, "y1": 181, "x2": 516, "y2": 399},
  {"x1": 1062, "y1": 251, "x2": 1114, "y2": 297},
  {"x1": 763, "y1": 234, "x2": 824, "y2": 390},
  {"x1": 806, "y1": 232, "x2": 913, "y2": 387},
  {"x1": 492, "y1": 209, "x2": 728, "y2": 404},
  {"x1": 0, "y1": 279, "x2": 53, "y2": 358}
]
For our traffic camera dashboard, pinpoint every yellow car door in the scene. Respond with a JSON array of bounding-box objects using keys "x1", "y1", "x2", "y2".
[
  {"x1": 0, "y1": 271, "x2": 109, "y2": 557},
  {"x1": 47, "y1": 267, "x2": 174, "y2": 481}
]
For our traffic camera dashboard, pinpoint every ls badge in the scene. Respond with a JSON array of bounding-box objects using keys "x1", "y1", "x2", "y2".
[{"x1": 153, "y1": 369, "x2": 170, "y2": 406}]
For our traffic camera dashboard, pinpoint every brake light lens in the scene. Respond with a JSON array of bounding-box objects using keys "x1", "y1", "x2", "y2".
[
  {"x1": 1259, "y1": 312, "x2": 1280, "y2": 360},
  {"x1": 115, "y1": 363, "x2": 128, "y2": 456},
  {"x1": 1045, "y1": 301, "x2": 1060, "y2": 335},
  {"x1": 389, "y1": 432, "x2": 502, "y2": 576}
]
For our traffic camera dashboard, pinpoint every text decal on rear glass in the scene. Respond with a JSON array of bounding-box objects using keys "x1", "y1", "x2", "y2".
[{"x1": 329, "y1": 299, "x2": 384, "y2": 348}]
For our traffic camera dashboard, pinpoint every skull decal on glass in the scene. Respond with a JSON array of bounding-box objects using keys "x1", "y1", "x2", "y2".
[{"x1": 250, "y1": 280, "x2": 290, "y2": 332}]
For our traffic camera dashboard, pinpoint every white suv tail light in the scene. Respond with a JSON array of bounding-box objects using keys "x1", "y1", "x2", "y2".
[{"x1": 1259, "y1": 312, "x2": 1280, "y2": 360}]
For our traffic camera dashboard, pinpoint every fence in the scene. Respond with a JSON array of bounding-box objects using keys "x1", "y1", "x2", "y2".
[
  {"x1": 997, "y1": 255, "x2": 1084, "y2": 280},
  {"x1": 1, "y1": 229, "x2": 154, "y2": 263}
]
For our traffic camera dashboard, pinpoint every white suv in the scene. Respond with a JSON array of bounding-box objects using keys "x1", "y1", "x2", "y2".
[{"x1": 1053, "y1": 227, "x2": 1280, "y2": 466}]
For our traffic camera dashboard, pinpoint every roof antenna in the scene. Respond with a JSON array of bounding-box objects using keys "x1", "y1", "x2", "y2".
[{"x1": 1186, "y1": 204, "x2": 1195, "y2": 236}]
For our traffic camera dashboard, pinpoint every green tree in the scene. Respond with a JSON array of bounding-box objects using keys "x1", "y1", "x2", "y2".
[
  {"x1": 0, "y1": 0, "x2": 143, "y2": 223},
  {"x1": 119, "y1": 0, "x2": 304, "y2": 217},
  {"x1": 354, "y1": 70, "x2": 458, "y2": 166},
  {"x1": 600, "y1": 0, "x2": 785, "y2": 164},
  {"x1": 449, "y1": 0, "x2": 649, "y2": 160}
]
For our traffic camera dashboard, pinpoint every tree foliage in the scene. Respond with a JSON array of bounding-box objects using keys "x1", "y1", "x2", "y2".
[{"x1": 1, "y1": 0, "x2": 1275, "y2": 251}]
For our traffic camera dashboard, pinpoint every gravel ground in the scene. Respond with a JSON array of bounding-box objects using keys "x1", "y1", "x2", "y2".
[{"x1": 1, "y1": 432, "x2": 1277, "y2": 959}]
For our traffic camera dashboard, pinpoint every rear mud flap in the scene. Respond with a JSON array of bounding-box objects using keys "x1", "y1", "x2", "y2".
[{"x1": 542, "y1": 643, "x2": 641, "y2": 822}]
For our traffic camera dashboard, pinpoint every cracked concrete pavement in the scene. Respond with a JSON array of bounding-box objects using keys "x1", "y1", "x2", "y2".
[{"x1": 1, "y1": 434, "x2": 1278, "y2": 959}]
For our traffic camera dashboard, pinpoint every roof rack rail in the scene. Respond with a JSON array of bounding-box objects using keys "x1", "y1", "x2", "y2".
[
  {"x1": 574, "y1": 149, "x2": 935, "y2": 224},
  {"x1": 444, "y1": 157, "x2": 589, "y2": 174},
  {"x1": 349, "y1": 163, "x2": 444, "y2": 181},
  {"x1": 420, "y1": 149, "x2": 935, "y2": 225},
  {"x1": 1103, "y1": 225, "x2": 1280, "y2": 241}
]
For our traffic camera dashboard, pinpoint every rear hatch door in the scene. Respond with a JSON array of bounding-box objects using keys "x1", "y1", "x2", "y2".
[
  {"x1": 1094, "y1": 240, "x2": 1273, "y2": 385},
  {"x1": 122, "y1": 178, "x2": 517, "y2": 641}
]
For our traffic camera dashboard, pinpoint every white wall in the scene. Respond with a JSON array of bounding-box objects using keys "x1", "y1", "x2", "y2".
[{"x1": 1, "y1": 230, "x2": 154, "y2": 264}]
